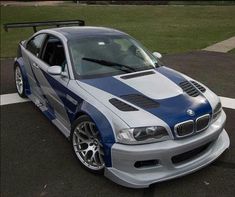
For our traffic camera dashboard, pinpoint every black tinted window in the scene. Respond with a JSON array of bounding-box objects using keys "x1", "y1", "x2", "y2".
[
  {"x1": 42, "y1": 36, "x2": 66, "y2": 69},
  {"x1": 26, "y1": 34, "x2": 46, "y2": 56},
  {"x1": 68, "y1": 35, "x2": 157, "y2": 78}
]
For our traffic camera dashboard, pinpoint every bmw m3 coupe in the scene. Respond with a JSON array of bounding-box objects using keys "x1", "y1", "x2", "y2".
[{"x1": 5, "y1": 20, "x2": 230, "y2": 188}]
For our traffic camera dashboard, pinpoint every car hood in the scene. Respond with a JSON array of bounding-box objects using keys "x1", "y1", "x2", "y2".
[
  {"x1": 77, "y1": 67, "x2": 213, "y2": 130},
  {"x1": 79, "y1": 68, "x2": 183, "y2": 100}
]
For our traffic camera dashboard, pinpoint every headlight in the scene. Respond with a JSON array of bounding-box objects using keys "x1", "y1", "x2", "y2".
[{"x1": 117, "y1": 126, "x2": 170, "y2": 144}]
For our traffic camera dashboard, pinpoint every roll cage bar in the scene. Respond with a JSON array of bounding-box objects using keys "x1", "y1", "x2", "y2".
[{"x1": 3, "y1": 19, "x2": 85, "y2": 32}]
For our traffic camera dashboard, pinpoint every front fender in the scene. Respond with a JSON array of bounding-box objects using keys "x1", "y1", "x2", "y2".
[{"x1": 79, "y1": 101, "x2": 116, "y2": 167}]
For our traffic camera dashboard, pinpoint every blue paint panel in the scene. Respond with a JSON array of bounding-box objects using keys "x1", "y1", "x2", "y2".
[
  {"x1": 17, "y1": 57, "x2": 116, "y2": 166},
  {"x1": 80, "y1": 67, "x2": 187, "y2": 97},
  {"x1": 81, "y1": 69, "x2": 212, "y2": 138},
  {"x1": 81, "y1": 76, "x2": 138, "y2": 96},
  {"x1": 41, "y1": 70, "x2": 115, "y2": 167},
  {"x1": 16, "y1": 58, "x2": 56, "y2": 121},
  {"x1": 149, "y1": 94, "x2": 212, "y2": 137},
  {"x1": 155, "y1": 66, "x2": 213, "y2": 134},
  {"x1": 41, "y1": 70, "x2": 82, "y2": 123},
  {"x1": 15, "y1": 57, "x2": 31, "y2": 95},
  {"x1": 81, "y1": 101, "x2": 115, "y2": 167}
]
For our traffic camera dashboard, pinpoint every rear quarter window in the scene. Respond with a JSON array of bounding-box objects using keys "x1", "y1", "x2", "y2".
[{"x1": 26, "y1": 34, "x2": 46, "y2": 56}]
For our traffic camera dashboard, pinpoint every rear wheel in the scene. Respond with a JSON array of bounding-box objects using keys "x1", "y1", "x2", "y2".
[
  {"x1": 71, "y1": 115, "x2": 105, "y2": 174},
  {"x1": 14, "y1": 65, "x2": 26, "y2": 98}
]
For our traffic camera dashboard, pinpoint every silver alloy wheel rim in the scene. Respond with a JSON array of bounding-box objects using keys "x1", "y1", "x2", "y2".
[
  {"x1": 15, "y1": 67, "x2": 23, "y2": 94},
  {"x1": 73, "y1": 121, "x2": 105, "y2": 170}
]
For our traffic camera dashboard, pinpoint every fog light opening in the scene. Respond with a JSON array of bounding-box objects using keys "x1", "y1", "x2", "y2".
[{"x1": 134, "y1": 159, "x2": 159, "y2": 168}]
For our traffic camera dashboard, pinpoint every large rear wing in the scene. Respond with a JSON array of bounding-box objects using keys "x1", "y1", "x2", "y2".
[{"x1": 4, "y1": 19, "x2": 85, "y2": 32}]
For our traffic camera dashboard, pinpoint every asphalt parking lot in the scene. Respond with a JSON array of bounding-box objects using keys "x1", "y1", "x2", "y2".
[{"x1": 1, "y1": 51, "x2": 235, "y2": 197}]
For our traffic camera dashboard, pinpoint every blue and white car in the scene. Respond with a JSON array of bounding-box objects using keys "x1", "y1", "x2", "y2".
[{"x1": 8, "y1": 20, "x2": 230, "y2": 188}]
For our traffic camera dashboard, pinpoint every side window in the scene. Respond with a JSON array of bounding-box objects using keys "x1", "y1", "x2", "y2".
[
  {"x1": 26, "y1": 34, "x2": 46, "y2": 56},
  {"x1": 41, "y1": 35, "x2": 67, "y2": 71}
]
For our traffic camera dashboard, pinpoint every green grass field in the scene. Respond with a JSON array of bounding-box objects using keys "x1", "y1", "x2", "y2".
[
  {"x1": 1, "y1": 5, "x2": 235, "y2": 58},
  {"x1": 229, "y1": 48, "x2": 235, "y2": 54}
]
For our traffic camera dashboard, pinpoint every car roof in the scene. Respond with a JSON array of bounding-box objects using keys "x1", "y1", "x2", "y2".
[{"x1": 49, "y1": 26, "x2": 128, "y2": 40}]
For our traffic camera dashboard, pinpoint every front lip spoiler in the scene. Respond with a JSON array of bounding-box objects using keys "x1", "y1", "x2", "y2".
[{"x1": 104, "y1": 129, "x2": 230, "y2": 188}]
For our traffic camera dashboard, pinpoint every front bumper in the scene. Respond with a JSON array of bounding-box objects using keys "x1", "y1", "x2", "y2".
[{"x1": 105, "y1": 111, "x2": 230, "y2": 188}]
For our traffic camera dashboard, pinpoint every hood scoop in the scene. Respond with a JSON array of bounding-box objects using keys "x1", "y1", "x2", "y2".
[
  {"x1": 120, "y1": 94, "x2": 160, "y2": 109},
  {"x1": 120, "y1": 70, "x2": 155, "y2": 79}
]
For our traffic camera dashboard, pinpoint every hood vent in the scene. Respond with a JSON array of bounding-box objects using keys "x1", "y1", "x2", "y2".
[
  {"x1": 120, "y1": 94, "x2": 160, "y2": 109},
  {"x1": 120, "y1": 71, "x2": 155, "y2": 79},
  {"x1": 179, "y1": 81, "x2": 200, "y2": 97},
  {"x1": 109, "y1": 98, "x2": 138, "y2": 111},
  {"x1": 191, "y1": 81, "x2": 206, "y2": 93}
]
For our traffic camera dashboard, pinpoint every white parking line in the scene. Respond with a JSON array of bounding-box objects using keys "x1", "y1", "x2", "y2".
[
  {"x1": 0, "y1": 93, "x2": 235, "y2": 110},
  {"x1": 0, "y1": 93, "x2": 29, "y2": 106},
  {"x1": 203, "y1": 36, "x2": 235, "y2": 53},
  {"x1": 220, "y1": 96, "x2": 235, "y2": 110}
]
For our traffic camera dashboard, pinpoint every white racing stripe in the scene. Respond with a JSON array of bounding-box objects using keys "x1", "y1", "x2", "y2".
[
  {"x1": 0, "y1": 93, "x2": 235, "y2": 110},
  {"x1": 115, "y1": 70, "x2": 183, "y2": 100}
]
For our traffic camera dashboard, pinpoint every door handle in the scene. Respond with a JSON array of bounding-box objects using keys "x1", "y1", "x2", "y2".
[{"x1": 32, "y1": 62, "x2": 39, "y2": 69}]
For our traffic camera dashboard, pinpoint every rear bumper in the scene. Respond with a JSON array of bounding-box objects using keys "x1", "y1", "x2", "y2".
[{"x1": 105, "y1": 111, "x2": 230, "y2": 188}]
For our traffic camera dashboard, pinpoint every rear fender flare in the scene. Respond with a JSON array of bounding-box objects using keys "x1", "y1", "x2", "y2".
[{"x1": 14, "y1": 57, "x2": 31, "y2": 95}]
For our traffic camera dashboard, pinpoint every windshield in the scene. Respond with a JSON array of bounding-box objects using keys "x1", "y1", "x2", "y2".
[{"x1": 68, "y1": 35, "x2": 160, "y2": 79}]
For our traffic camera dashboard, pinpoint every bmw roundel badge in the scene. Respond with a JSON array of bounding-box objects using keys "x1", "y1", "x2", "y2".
[{"x1": 187, "y1": 109, "x2": 195, "y2": 116}]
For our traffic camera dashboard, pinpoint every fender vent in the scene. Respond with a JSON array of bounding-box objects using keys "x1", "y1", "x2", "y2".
[
  {"x1": 191, "y1": 81, "x2": 206, "y2": 92},
  {"x1": 120, "y1": 94, "x2": 160, "y2": 109},
  {"x1": 109, "y1": 98, "x2": 138, "y2": 111},
  {"x1": 120, "y1": 71, "x2": 155, "y2": 79},
  {"x1": 179, "y1": 81, "x2": 200, "y2": 97}
]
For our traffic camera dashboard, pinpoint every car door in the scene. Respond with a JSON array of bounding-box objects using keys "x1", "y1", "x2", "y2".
[
  {"x1": 21, "y1": 33, "x2": 47, "y2": 103},
  {"x1": 28, "y1": 34, "x2": 71, "y2": 128}
]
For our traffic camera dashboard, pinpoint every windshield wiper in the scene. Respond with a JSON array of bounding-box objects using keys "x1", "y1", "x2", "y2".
[{"x1": 82, "y1": 57, "x2": 137, "y2": 73}]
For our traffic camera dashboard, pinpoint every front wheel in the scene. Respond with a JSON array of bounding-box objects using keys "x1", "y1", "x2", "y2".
[
  {"x1": 14, "y1": 65, "x2": 26, "y2": 98},
  {"x1": 71, "y1": 115, "x2": 105, "y2": 174}
]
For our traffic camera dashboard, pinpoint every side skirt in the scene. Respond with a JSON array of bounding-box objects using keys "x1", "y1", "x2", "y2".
[{"x1": 27, "y1": 93, "x2": 71, "y2": 138}]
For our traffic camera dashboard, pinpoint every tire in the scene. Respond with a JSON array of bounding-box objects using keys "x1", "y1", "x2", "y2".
[
  {"x1": 14, "y1": 65, "x2": 27, "y2": 98},
  {"x1": 71, "y1": 115, "x2": 105, "y2": 174}
]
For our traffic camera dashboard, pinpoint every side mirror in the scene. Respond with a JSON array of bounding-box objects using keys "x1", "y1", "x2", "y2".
[
  {"x1": 153, "y1": 52, "x2": 162, "y2": 59},
  {"x1": 47, "y1": 66, "x2": 62, "y2": 75}
]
